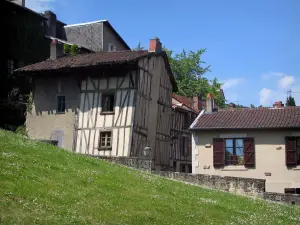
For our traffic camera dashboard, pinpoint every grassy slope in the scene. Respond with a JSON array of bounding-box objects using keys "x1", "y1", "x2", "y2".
[{"x1": 0, "y1": 130, "x2": 299, "y2": 225}]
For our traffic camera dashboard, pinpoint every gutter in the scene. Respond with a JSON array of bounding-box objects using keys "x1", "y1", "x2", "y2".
[{"x1": 189, "y1": 109, "x2": 205, "y2": 130}]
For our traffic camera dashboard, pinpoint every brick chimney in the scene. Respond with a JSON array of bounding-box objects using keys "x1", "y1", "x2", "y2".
[
  {"x1": 193, "y1": 94, "x2": 203, "y2": 112},
  {"x1": 50, "y1": 39, "x2": 63, "y2": 60},
  {"x1": 206, "y1": 93, "x2": 215, "y2": 113},
  {"x1": 273, "y1": 101, "x2": 284, "y2": 108},
  {"x1": 149, "y1": 37, "x2": 162, "y2": 52}
]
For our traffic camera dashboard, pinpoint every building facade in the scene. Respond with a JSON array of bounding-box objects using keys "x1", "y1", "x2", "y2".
[
  {"x1": 190, "y1": 96, "x2": 300, "y2": 193},
  {"x1": 17, "y1": 38, "x2": 176, "y2": 170}
]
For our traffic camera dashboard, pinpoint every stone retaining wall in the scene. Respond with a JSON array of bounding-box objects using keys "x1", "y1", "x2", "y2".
[
  {"x1": 94, "y1": 156, "x2": 299, "y2": 205},
  {"x1": 152, "y1": 171, "x2": 266, "y2": 197},
  {"x1": 91, "y1": 156, "x2": 153, "y2": 172},
  {"x1": 264, "y1": 192, "x2": 300, "y2": 206}
]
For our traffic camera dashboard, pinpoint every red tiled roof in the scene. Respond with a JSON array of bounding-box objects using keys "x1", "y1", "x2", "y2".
[
  {"x1": 191, "y1": 107, "x2": 300, "y2": 130},
  {"x1": 15, "y1": 50, "x2": 178, "y2": 91},
  {"x1": 16, "y1": 51, "x2": 150, "y2": 72},
  {"x1": 172, "y1": 94, "x2": 197, "y2": 112}
]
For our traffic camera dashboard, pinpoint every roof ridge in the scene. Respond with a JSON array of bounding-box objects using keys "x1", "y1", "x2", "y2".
[{"x1": 64, "y1": 20, "x2": 108, "y2": 27}]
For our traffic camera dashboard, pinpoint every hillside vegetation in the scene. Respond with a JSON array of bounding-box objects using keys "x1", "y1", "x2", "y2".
[{"x1": 0, "y1": 130, "x2": 299, "y2": 224}]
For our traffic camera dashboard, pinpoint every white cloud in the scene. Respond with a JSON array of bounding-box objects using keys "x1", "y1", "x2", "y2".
[
  {"x1": 222, "y1": 78, "x2": 245, "y2": 90},
  {"x1": 26, "y1": 0, "x2": 55, "y2": 12},
  {"x1": 261, "y1": 72, "x2": 286, "y2": 80},
  {"x1": 278, "y1": 75, "x2": 295, "y2": 89},
  {"x1": 259, "y1": 88, "x2": 272, "y2": 105}
]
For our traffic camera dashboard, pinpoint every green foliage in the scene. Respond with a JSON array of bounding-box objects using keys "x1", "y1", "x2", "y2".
[
  {"x1": 165, "y1": 48, "x2": 225, "y2": 108},
  {"x1": 15, "y1": 126, "x2": 27, "y2": 136},
  {"x1": 133, "y1": 41, "x2": 145, "y2": 50},
  {"x1": 286, "y1": 96, "x2": 296, "y2": 106},
  {"x1": 250, "y1": 104, "x2": 255, "y2": 108},
  {"x1": 0, "y1": 129, "x2": 299, "y2": 224},
  {"x1": 26, "y1": 92, "x2": 33, "y2": 115},
  {"x1": 64, "y1": 44, "x2": 71, "y2": 55},
  {"x1": 70, "y1": 44, "x2": 79, "y2": 56}
]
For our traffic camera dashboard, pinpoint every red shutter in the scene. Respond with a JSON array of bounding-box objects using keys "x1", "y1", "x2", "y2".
[
  {"x1": 243, "y1": 138, "x2": 255, "y2": 167},
  {"x1": 213, "y1": 138, "x2": 224, "y2": 167},
  {"x1": 285, "y1": 137, "x2": 297, "y2": 166}
]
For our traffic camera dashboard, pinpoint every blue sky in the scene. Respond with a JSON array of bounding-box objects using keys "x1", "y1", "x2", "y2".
[{"x1": 27, "y1": 0, "x2": 300, "y2": 106}]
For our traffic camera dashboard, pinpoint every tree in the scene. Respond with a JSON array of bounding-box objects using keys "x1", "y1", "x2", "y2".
[
  {"x1": 133, "y1": 41, "x2": 145, "y2": 50},
  {"x1": 286, "y1": 96, "x2": 296, "y2": 106},
  {"x1": 250, "y1": 104, "x2": 255, "y2": 108},
  {"x1": 165, "y1": 48, "x2": 225, "y2": 108}
]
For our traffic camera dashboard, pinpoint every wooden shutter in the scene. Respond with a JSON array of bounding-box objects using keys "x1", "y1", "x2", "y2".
[
  {"x1": 213, "y1": 138, "x2": 224, "y2": 167},
  {"x1": 243, "y1": 138, "x2": 255, "y2": 167},
  {"x1": 285, "y1": 137, "x2": 297, "y2": 166}
]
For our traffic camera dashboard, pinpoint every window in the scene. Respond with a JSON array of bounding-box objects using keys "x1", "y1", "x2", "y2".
[
  {"x1": 225, "y1": 139, "x2": 244, "y2": 165},
  {"x1": 56, "y1": 95, "x2": 65, "y2": 113},
  {"x1": 102, "y1": 93, "x2": 115, "y2": 113},
  {"x1": 213, "y1": 138, "x2": 255, "y2": 167},
  {"x1": 181, "y1": 136, "x2": 188, "y2": 156},
  {"x1": 108, "y1": 43, "x2": 116, "y2": 52},
  {"x1": 285, "y1": 136, "x2": 300, "y2": 166},
  {"x1": 7, "y1": 59, "x2": 14, "y2": 75},
  {"x1": 183, "y1": 113, "x2": 191, "y2": 128},
  {"x1": 99, "y1": 132, "x2": 112, "y2": 149}
]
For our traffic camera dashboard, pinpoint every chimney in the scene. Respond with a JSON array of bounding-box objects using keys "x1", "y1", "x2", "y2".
[
  {"x1": 12, "y1": 0, "x2": 25, "y2": 7},
  {"x1": 149, "y1": 37, "x2": 162, "y2": 52},
  {"x1": 50, "y1": 39, "x2": 63, "y2": 60},
  {"x1": 206, "y1": 93, "x2": 215, "y2": 113},
  {"x1": 193, "y1": 93, "x2": 203, "y2": 112},
  {"x1": 273, "y1": 101, "x2": 284, "y2": 108},
  {"x1": 228, "y1": 103, "x2": 236, "y2": 109},
  {"x1": 44, "y1": 10, "x2": 57, "y2": 37}
]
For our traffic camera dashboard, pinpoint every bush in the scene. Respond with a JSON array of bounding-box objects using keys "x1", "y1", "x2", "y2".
[
  {"x1": 15, "y1": 126, "x2": 27, "y2": 136},
  {"x1": 64, "y1": 44, "x2": 71, "y2": 55},
  {"x1": 70, "y1": 44, "x2": 79, "y2": 56}
]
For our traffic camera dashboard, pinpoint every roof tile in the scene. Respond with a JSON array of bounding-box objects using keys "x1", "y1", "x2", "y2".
[{"x1": 192, "y1": 107, "x2": 300, "y2": 129}]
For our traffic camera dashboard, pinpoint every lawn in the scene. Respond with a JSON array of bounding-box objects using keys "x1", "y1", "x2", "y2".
[{"x1": 0, "y1": 129, "x2": 299, "y2": 225}]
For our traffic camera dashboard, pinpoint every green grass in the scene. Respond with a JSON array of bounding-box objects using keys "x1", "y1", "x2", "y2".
[{"x1": 0, "y1": 130, "x2": 299, "y2": 225}]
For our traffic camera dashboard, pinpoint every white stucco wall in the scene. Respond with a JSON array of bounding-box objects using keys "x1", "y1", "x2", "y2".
[{"x1": 192, "y1": 130, "x2": 300, "y2": 193}]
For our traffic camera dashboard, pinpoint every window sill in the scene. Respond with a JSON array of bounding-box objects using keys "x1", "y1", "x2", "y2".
[
  {"x1": 293, "y1": 166, "x2": 300, "y2": 170},
  {"x1": 221, "y1": 165, "x2": 248, "y2": 171},
  {"x1": 100, "y1": 111, "x2": 114, "y2": 115},
  {"x1": 98, "y1": 148, "x2": 112, "y2": 151}
]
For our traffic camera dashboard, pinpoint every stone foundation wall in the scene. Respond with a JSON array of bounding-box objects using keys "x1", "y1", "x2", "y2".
[
  {"x1": 92, "y1": 156, "x2": 153, "y2": 172},
  {"x1": 152, "y1": 171, "x2": 266, "y2": 197},
  {"x1": 264, "y1": 192, "x2": 300, "y2": 206},
  {"x1": 93, "y1": 156, "x2": 299, "y2": 205}
]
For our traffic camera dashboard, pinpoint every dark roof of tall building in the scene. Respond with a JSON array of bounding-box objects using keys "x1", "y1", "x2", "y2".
[{"x1": 191, "y1": 107, "x2": 300, "y2": 130}]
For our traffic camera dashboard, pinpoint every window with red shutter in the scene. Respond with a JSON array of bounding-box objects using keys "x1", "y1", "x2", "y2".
[
  {"x1": 285, "y1": 137, "x2": 297, "y2": 166},
  {"x1": 243, "y1": 138, "x2": 255, "y2": 167},
  {"x1": 213, "y1": 138, "x2": 225, "y2": 167}
]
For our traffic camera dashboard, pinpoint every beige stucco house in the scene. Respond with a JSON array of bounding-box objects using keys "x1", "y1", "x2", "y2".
[{"x1": 190, "y1": 96, "x2": 300, "y2": 193}]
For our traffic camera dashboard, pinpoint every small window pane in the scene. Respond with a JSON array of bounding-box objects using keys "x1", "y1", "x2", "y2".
[
  {"x1": 57, "y1": 96, "x2": 65, "y2": 113},
  {"x1": 236, "y1": 147, "x2": 243, "y2": 156},
  {"x1": 99, "y1": 132, "x2": 112, "y2": 149},
  {"x1": 225, "y1": 139, "x2": 233, "y2": 148},
  {"x1": 102, "y1": 93, "x2": 115, "y2": 112},
  {"x1": 236, "y1": 139, "x2": 243, "y2": 148}
]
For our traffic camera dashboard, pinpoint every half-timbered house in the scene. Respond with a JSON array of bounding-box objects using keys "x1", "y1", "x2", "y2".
[
  {"x1": 171, "y1": 94, "x2": 198, "y2": 172},
  {"x1": 16, "y1": 38, "x2": 176, "y2": 170}
]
